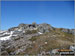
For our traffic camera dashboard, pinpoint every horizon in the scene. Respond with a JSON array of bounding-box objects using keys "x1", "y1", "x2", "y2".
[
  {"x1": 1, "y1": 22, "x2": 74, "y2": 31},
  {"x1": 1, "y1": 1, "x2": 74, "y2": 30}
]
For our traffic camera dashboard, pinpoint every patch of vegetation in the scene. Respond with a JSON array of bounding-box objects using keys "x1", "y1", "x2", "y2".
[
  {"x1": 14, "y1": 37, "x2": 20, "y2": 41},
  {"x1": 29, "y1": 37, "x2": 37, "y2": 41},
  {"x1": 23, "y1": 28, "x2": 74, "y2": 54},
  {"x1": 63, "y1": 32, "x2": 73, "y2": 37},
  {"x1": 25, "y1": 30, "x2": 37, "y2": 34}
]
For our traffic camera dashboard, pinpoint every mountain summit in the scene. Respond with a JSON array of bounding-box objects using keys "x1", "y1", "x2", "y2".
[
  {"x1": 0, "y1": 23, "x2": 74, "y2": 55},
  {"x1": 8, "y1": 23, "x2": 74, "y2": 34}
]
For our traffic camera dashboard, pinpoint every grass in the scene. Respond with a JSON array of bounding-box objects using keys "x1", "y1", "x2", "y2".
[
  {"x1": 25, "y1": 30, "x2": 37, "y2": 34},
  {"x1": 29, "y1": 36, "x2": 37, "y2": 41},
  {"x1": 27, "y1": 29, "x2": 74, "y2": 54},
  {"x1": 8, "y1": 28, "x2": 74, "y2": 55}
]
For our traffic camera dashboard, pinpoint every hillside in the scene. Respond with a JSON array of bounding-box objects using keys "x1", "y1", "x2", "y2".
[
  {"x1": 0, "y1": 23, "x2": 74, "y2": 55},
  {"x1": 26, "y1": 30, "x2": 74, "y2": 55}
]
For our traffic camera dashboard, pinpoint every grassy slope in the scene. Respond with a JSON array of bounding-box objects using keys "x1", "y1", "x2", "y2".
[{"x1": 25, "y1": 29, "x2": 74, "y2": 55}]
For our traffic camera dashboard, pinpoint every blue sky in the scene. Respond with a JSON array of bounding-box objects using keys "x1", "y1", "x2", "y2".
[{"x1": 1, "y1": 1, "x2": 74, "y2": 30}]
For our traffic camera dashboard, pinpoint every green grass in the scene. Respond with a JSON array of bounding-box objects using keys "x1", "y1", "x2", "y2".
[
  {"x1": 25, "y1": 30, "x2": 37, "y2": 34},
  {"x1": 29, "y1": 37, "x2": 37, "y2": 41}
]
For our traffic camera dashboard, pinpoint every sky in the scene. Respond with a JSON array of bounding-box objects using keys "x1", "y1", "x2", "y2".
[{"x1": 1, "y1": 1, "x2": 74, "y2": 30}]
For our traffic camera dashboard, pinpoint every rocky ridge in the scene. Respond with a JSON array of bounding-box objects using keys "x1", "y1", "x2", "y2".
[{"x1": 0, "y1": 23, "x2": 74, "y2": 55}]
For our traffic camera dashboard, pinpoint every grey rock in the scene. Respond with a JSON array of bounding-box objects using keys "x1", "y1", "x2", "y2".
[
  {"x1": 61, "y1": 28, "x2": 74, "y2": 34},
  {"x1": 38, "y1": 23, "x2": 53, "y2": 33},
  {"x1": 1, "y1": 51, "x2": 9, "y2": 55}
]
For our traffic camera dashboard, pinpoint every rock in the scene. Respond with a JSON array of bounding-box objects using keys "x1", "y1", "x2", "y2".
[
  {"x1": 37, "y1": 23, "x2": 53, "y2": 33},
  {"x1": 32, "y1": 22, "x2": 38, "y2": 27},
  {"x1": 61, "y1": 28, "x2": 74, "y2": 34},
  {"x1": 5, "y1": 45, "x2": 15, "y2": 54},
  {"x1": 1, "y1": 46, "x2": 5, "y2": 51},
  {"x1": 8, "y1": 27, "x2": 18, "y2": 31},
  {"x1": 1, "y1": 51, "x2": 9, "y2": 55},
  {"x1": 62, "y1": 29, "x2": 69, "y2": 33},
  {"x1": 68, "y1": 29, "x2": 74, "y2": 34},
  {"x1": 18, "y1": 23, "x2": 25, "y2": 27},
  {"x1": 11, "y1": 36, "x2": 20, "y2": 41}
]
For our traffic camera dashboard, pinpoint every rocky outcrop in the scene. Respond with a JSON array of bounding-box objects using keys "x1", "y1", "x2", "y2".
[
  {"x1": 8, "y1": 23, "x2": 54, "y2": 33},
  {"x1": 37, "y1": 23, "x2": 53, "y2": 33},
  {"x1": 8, "y1": 23, "x2": 74, "y2": 34},
  {"x1": 0, "y1": 23, "x2": 74, "y2": 55},
  {"x1": 61, "y1": 28, "x2": 74, "y2": 35}
]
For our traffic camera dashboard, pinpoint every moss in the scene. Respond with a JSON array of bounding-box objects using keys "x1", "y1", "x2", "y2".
[
  {"x1": 25, "y1": 30, "x2": 37, "y2": 34},
  {"x1": 14, "y1": 37, "x2": 20, "y2": 41},
  {"x1": 31, "y1": 30, "x2": 37, "y2": 33},
  {"x1": 29, "y1": 37, "x2": 37, "y2": 41}
]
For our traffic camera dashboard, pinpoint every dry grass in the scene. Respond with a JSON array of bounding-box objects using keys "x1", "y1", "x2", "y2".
[{"x1": 26, "y1": 29, "x2": 74, "y2": 54}]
